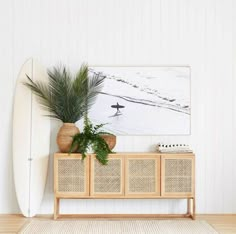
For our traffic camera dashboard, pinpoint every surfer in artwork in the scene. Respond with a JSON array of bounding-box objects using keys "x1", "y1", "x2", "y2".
[{"x1": 110, "y1": 102, "x2": 125, "y2": 117}]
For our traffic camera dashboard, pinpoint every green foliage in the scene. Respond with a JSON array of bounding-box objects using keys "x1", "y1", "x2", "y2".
[
  {"x1": 24, "y1": 64, "x2": 104, "y2": 123},
  {"x1": 70, "y1": 116, "x2": 114, "y2": 165}
]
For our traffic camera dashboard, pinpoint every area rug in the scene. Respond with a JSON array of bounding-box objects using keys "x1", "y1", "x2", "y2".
[{"x1": 19, "y1": 220, "x2": 218, "y2": 234}]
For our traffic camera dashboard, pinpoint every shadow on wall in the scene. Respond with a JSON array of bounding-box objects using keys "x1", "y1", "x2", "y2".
[
  {"x1": 39, "y1": 120, "x2": 61, "y2": 213},
  {"x1": 8, "y1": 104, "x2": 20, "y2": 213}
]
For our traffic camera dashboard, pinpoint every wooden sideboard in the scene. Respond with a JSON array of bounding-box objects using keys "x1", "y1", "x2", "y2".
[{"x1": 54, "y1": 153, "x2": 195, "y2": 219}]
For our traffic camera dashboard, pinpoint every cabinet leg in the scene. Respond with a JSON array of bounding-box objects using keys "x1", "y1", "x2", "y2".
[
  {"x1": 187, "y1": 198, "x2": 191, "y2": 215},
  {"x1": 192, "y1": 198, "x2": 196, "y2": 220},
  {"x1": 54, "y1": 197, "x2": 59, "y2": 220},
  {"x1": 187, "y1": 198, "x2": 196, "y2": 220}
]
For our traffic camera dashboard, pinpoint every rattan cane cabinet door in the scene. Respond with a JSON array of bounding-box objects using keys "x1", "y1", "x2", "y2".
[
  {"x1": 161, "y1": 154, "x2": 195, "y2": 197},
  {"x1": 90, "y1": 155, "x2": 124, "y2": 197},
  {"x1": 54, "y1": 154, "x2": 89, "y2": 197},
  {"x1": 125, "y1": 155, "x2": 161, "y2": 197}
]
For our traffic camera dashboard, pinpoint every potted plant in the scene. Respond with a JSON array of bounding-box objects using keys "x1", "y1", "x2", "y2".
[
  {"x1": 24, "y1": 64, "x2": 104, "y2": 152},
  {"x1": 70, "y1": 116, "x2": 115, "y2": 165}
]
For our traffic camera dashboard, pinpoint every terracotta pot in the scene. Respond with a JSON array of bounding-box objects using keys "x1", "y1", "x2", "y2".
[
  {"x1": 101, "y1": 134, "x2": 116, "y2": 150},
  {"x1": 57, "y1": 123, "x2": 79, "y2": 153}
]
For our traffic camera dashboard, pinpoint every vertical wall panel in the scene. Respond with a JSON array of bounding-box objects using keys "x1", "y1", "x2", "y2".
[
  {"x1": 233, "y1": 0, "x2": 236, "y2": 214},
  {"x1": 0, "y1": 0, "x2": 19, "y2": 213},
  {"x1": 220, "y1": 0, "x2": 234, "y2": 213}
]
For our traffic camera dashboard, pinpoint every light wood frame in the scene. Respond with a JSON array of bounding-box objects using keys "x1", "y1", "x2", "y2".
[{"x1": 54, "y1": 153, "x2": 195, "y2": 220}]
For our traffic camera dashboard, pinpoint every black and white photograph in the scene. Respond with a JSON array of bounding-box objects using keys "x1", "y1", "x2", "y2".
[{"x1": 89, "y1": 66, "x2": 191, "y2": 135}]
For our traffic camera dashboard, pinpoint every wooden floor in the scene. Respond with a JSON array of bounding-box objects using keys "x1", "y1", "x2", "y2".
[{"x1": 0, "y1": 214, "x2": 235, "y2": 234}]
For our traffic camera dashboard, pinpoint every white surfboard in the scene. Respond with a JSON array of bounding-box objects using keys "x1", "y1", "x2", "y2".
[{"x1": 13, "y1": 58, "x2": 50, "y2": 217}]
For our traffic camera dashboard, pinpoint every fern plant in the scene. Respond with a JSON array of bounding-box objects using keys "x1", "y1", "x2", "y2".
[
  {"x1": 70, "y1": 116, "x2": 113, "y2": 165},
  {"x1": 24, "y1": 64, "x2": 104, "y2": 123}
]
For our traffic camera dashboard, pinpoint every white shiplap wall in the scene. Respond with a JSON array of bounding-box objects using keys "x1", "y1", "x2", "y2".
[{"x1": 0, "y1": 0, "x2": 235, "y2": 214}]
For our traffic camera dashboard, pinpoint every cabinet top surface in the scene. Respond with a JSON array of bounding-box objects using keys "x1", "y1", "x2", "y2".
[{"x1": 54, "y1": 152, "x2": 195, "y2": 157}]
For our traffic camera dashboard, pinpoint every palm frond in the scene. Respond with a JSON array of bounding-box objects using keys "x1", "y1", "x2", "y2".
[
  {"x1": 24, "y1": 64, "x2": 105, "y2": 123},
  {"x1": 47, "y1": 66, "x2": 83, "y2": 122},
  {"x1": 23, "y1": 75, "x2": 61, "y2": 119},
  {"x1": 86, "y1": 72, "x2": 105, "y2": 111}
]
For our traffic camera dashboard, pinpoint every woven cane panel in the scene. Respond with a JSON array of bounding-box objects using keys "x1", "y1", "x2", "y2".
[
  {"x1": 165, "y1": 159, "x2": 192, "y2": 193},
  {"x1": 94, "y1": 159, "x2": 121, "y2": 193},
  {"x1": 128, "y1": 159, "x2": 156, "y2": 193},
  {"x1": 58, "y1": 159, "x2": 85, "y2": 193}
]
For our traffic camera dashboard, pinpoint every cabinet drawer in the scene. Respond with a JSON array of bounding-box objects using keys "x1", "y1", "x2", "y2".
[
  {"x1": 90, "y1": 155, "x2": 124, "y2": 197},
  {"x1": 161, "y1": 155, "x2": 195, "y2": 197},
  {"x1": 125, "y1": 155, "x2": 160, "y2": 197},
  {"x1": 54, "y1": 154, "x2": 89, "y2": 197}
]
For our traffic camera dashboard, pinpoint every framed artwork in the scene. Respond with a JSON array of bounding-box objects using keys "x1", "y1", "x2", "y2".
[{"x1": 88, "y1": 66, "x2": 191, "y2": 135}]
